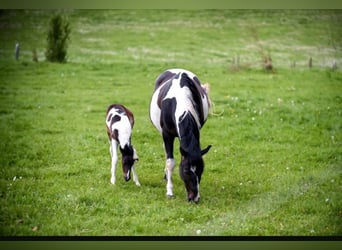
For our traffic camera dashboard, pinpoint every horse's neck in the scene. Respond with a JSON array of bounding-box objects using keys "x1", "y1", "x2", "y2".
[{"x1": 179, "y1": 113, "x2": 201, "y2": 154}]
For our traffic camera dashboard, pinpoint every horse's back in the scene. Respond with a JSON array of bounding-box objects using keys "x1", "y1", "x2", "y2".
[{"x1": 150, "y1": 69, "x2": 210, "y2": 134}]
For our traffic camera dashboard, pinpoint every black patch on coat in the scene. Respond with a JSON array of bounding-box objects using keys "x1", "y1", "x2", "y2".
[
  {"x1": 155, "y1": 71, "x2": 182, "y2": 109},
  {"x1": 120, "y1": 144, "x2": 134, "y2": 156},
  {"x1": 160, "y1": 97, "x2": 178, "y2": 137},
  {"x1": 113, "y1": 129, "x2": 119, "y2": 142},
  {"x1": 154, "y1": 71, "x2": 176, "y2": 90},
  {"x1": 107, "y1": 113, "x2": 113, "y2": 122},
  {"x1": 157, "y1": 80, "x2": 173, "y2": 109},
  {"x1": 178, "y1": 112, "x2": 200, "y2": 153},
  {"x1": 112, "y1": 114, "x2": 121, "y2": 123},
  {"x1": 106, "y1": 104, "x2": 125, "y2": 115},
  {"x1": 178, "y1": 111, "x2": 187, "y2": 123}
]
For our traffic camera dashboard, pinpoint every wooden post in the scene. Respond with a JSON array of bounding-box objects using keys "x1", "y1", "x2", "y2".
[
  {"x1": 32, "y1": 49, "x2": 38, "y2": 62},
  {"x1": 308, "y1": 57, "x2": 312, "y2": 68},
  {"x1": 15, "y1": 42, "x2": 20, "y2": 60}
]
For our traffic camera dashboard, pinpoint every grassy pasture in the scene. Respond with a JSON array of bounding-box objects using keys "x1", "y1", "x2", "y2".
[{"x1": 0, "y1": 10, "x2": 341, "y2": 236}]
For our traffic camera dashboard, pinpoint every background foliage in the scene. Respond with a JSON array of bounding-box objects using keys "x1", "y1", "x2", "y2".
[{"x1": 45, "y1": 14, "x2": 71, "y2": 63}]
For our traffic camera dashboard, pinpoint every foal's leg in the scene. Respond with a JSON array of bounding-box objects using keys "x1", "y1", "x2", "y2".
[
  {"x1": 131, "y1": 147, "x2": 140, "y2": 186},
  {"x1": 163, "y1": 133, "x2": 175, "y2": 197},
  {"x1": 131, "y1": 165, "x2": 141, "y2": 186},
  {"x1": 110, "y1": 139, "x2": 118, "y2": 184}
]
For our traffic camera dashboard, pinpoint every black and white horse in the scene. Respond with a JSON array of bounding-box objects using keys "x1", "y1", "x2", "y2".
[
  {"x1": 149, "y1": 69, "x2": 211, "y2": 202},
  {"x1": 106, "y1": 104, "x2": 140, "y2": 186}
]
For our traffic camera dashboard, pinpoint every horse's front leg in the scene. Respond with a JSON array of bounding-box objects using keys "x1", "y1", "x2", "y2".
[{"x1": 163, "y1": 133, "x2": 175, "y2": 197}]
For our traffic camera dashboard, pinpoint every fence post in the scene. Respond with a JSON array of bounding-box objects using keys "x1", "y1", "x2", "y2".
[
  {"x1": 308, "y1": 57, "x2": 312, "y2": 68},
  {"x1": 15, "y1": 42, "x2": 20, "y2": 60}
]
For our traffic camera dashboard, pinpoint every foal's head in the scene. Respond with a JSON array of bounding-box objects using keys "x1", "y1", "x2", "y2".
[{"x1": 120, "y1": 144, "x2": 138, "y2": 182}]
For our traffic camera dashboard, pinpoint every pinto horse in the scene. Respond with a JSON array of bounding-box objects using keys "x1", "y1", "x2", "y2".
[
  {"x1": 149, "y1": 69, "x2": 211, "y2": 202},
  {"x1": 106, "y1": 104, "x2": 140, "y2": 186}
]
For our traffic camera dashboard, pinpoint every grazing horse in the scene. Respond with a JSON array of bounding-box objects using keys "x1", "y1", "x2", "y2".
[
  {"x1": 106, "y1": 104, "x2": 140, "y2": 186},
  {"x1": 149, "y1": 69, "x2": 211, "y2": 202}
]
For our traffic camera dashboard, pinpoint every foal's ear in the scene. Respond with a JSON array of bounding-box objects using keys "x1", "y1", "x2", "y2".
[{"x1": 201, "y1": 145, "x2": 212, "y2": 156}]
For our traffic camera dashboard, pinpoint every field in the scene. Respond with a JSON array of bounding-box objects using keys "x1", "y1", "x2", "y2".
[{"x1": 0, "y1": 9, "x2": 341, "y2": 236}]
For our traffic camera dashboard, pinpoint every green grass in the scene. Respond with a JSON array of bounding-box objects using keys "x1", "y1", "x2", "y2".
[{"x1": 0, "y1": 9, "x2": 341, "y2": 236}]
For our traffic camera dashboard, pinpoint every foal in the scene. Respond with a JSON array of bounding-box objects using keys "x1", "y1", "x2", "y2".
[{"x1": 106, "y1": 104, "x2": 140, "y2": 186}]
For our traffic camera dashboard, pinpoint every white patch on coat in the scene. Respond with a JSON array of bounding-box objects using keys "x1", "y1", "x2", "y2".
[
  {"x1": 106, "y1": 108, "x2": 132, "y2": 148},
  {"x1": 149, "y1": 87, "x2": 163, "y2": 133}
]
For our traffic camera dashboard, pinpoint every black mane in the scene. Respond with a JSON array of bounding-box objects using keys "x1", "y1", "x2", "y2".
[{"x1": 179, "y1": 73, "x2": 206, "y2": 127}]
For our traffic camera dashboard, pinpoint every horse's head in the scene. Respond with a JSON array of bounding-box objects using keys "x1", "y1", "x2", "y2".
[
  {"x1": 179, "y1": 145, "x2": 211, "y2": 203},
  {"x1": 120, "y1": 145, "x2": 138, "y2": 182}
]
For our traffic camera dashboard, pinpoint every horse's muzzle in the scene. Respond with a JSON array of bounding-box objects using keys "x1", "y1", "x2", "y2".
[{"x1": 187, "y1": 191, "x2": 200, "y2": 203}]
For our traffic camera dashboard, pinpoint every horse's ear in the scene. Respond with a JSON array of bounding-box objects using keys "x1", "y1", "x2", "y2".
[{"x1": 201, "y1": 145, "x2": 212, "y2": 156}]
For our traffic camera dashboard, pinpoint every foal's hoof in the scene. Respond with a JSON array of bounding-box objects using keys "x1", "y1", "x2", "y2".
[
  {"x1": 167, "y1": 194, "x2": 175, "y2": 199},
  {"x1": 188, "y1": 197, "x2": 200, "y2": 204}
]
